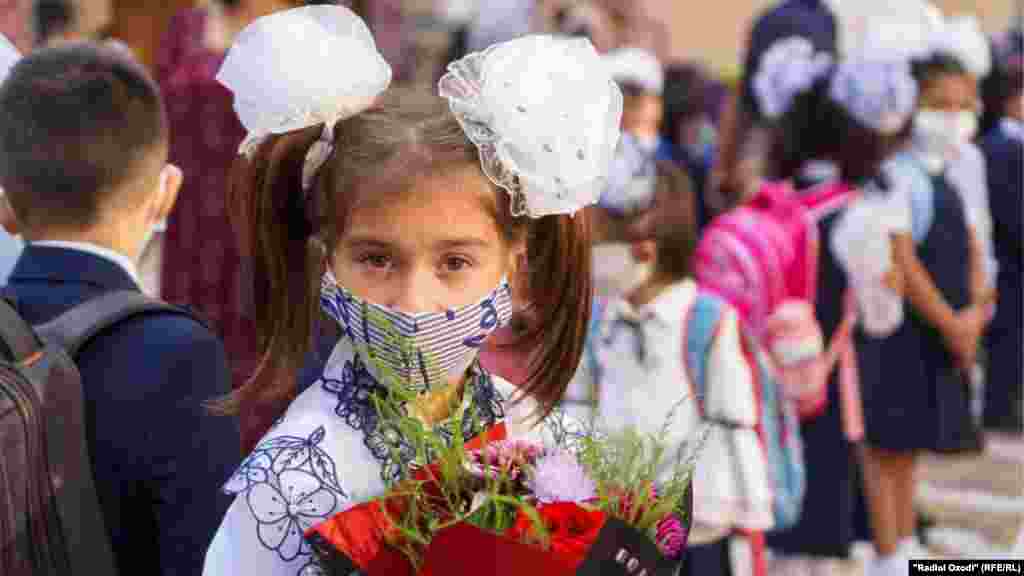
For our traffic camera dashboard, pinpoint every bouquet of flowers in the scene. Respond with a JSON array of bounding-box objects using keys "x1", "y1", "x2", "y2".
[{"x1": 303, "y1": 383, "x2": 703, "y2": 576}]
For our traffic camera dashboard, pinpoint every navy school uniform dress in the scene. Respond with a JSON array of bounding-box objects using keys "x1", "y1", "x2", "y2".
[
  {"x1": 766, "y1": 194, "x2": 871, "y2": 559},
  {"x1": 980, "y1": 121, "x2": 1023, "y2": 432},
  {"x1": 859, "y1": 158, "x2": 982, "y2": 454},
  {"x1": 3, "y1": 244, "x2": 240, "y2": 576}
]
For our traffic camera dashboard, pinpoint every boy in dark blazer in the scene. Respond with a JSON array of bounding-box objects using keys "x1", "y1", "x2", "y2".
[{"x1": 0, "y1": 43, "x2": 239, "y2": 575}]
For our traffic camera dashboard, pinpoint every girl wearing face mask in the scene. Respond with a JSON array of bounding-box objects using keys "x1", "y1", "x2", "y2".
[
  {"x1": 857, "y1": 49, "x2": 997, "y2": 574},
  {"x1": 202, "y1": 7, "x2": 621, "y2": 575}
]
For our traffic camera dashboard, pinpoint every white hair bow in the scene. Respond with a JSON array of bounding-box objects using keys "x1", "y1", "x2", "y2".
[
  {"x1": 216, "y1": 5, "x2": 392, "y2": 189},
  {"x1": 754, "y1": 37, "x2": 916, "y2": 135},
  {"x1": 439, "y1": 35, "x2": 623, "y2": 218},
  {"x1": 930, "y1": 15, "x2": 992, "y2": 78}
]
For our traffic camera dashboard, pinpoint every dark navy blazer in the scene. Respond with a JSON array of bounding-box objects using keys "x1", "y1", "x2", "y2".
[{"x1": 4, "y1": 245, "x2": 240, "y2": 576}]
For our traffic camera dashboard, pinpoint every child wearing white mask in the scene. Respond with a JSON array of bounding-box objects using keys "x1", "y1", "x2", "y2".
[
  {"x1": 591, "y1": 47, "x2": 664, "y2": 301},
  {"x1": 859, "y1": 47, "x2": 997, "y2": 576}
]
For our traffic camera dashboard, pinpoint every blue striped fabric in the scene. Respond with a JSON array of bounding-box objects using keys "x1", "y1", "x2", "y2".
[{"x1": 320, "y1": 274, "x2": 514, "y2": 392}]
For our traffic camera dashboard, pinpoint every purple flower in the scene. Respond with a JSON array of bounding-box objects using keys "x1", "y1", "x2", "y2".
[
  {"x1": 655, "y1": 514, "x2": 688, "y2": 559},
  {"x1": 527, "y1": 450, "x2": 596, "y2": 504}
]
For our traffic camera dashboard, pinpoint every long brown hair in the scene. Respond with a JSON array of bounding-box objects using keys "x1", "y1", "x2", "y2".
[{"x1": 218, "y1": 88, "x2": 592, "y2": 420}]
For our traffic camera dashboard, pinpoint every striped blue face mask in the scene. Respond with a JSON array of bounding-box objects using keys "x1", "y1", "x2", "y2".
[{"x1": 320, "y1": 273, "x2": 514, "y2": 393}]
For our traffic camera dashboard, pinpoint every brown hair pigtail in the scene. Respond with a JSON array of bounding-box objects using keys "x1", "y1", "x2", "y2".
[
  {"x1": 213, "y1": 126, "x2": 325, "y2": 426},
  {"x1": 515, "y1": 210, "x2": 593, "y2": 417}
]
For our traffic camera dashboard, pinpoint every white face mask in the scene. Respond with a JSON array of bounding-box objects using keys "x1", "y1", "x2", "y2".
[
  {"x1": 600, "y1": 133, "x2": 657, "y2": 215},
  {"x1": 912, "y1": 108, "x2": 978, "y2": 168}
]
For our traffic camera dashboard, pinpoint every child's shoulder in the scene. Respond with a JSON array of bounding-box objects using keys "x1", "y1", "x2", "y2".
[{"x1": 882, "y1": 150, "x2": 932, "y2": 188}]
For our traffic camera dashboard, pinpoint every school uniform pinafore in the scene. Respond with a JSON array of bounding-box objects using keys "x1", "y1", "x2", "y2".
[
  {"x1": 860, "y1": 170, "x2": 981, "y2": 454},
  {"x1": 766, "y1": 198, "x2": 871, "y2": 559}
]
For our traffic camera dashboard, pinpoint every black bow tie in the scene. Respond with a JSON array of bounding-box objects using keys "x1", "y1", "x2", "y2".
[{"x1": 603, "y1": 309, "x2": 658, "y2": 364}]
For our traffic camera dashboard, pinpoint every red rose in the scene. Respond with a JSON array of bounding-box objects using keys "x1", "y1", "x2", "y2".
[{"x1": 506, "y1": 503, "x2": 607, "y2": 567}]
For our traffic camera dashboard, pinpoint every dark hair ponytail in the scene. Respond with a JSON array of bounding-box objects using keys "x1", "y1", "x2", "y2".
[
  {"x1": 215, "y1": 126, "x2": 325, "y2": 418},
  {"x1": 765, "y1": 69, "x2": 835, "y2": 182}
]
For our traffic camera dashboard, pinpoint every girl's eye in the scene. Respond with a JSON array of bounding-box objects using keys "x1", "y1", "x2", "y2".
[
  {"x1": 357, "y1": 253, "x2": 392, "y2": 270},
  {"x1": 442, "y1": 255, "x2": 473, "y2": 273}
]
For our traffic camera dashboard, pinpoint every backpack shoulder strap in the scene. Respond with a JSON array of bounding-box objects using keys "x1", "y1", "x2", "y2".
[
  {"x1": 35, "y1": 290, "x2": 206, "y2": 359},
  {"x1": 682, "y1": 292, "x2": 725, "y2": 404},
  {"x1": 0, "y1": 296, "x2": 41, "y2": 361}
]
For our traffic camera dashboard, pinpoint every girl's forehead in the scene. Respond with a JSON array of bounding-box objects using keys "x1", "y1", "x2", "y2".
[{"x1": 341, "y1": 165, "x2": 501, "y2": 238}]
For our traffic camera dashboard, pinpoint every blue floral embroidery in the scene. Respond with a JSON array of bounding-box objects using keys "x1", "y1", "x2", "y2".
[
  {"x1": 463, "y1": 298, "x2": 499, "y2": 347},
  {"x1": 224, "y1": 427, "x2": 346, "y2": 564},
  {"x1": 320, "y1": 353, "x2": 505, "y2": 484}
]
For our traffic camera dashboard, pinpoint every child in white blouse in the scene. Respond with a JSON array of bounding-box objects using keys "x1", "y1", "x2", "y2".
[{"x1": 591, "y1": 160, "x2": 771, "y2": 576}]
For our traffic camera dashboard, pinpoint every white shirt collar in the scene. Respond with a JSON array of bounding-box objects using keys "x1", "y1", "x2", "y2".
[
  {"x1": 611, "y1": 278, "x2": 697, "y2": 327},
  {"x1": 31, "y1": 240, "x2": 140, "y2": 285},
  {"x1": 1001, "y1": 118, "x2": 1024, "y2": 142},
  {"x1": 908, "y1": 145, "x2": 945, "y2": 175}
]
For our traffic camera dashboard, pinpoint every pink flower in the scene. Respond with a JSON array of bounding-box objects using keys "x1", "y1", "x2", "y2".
[{"x1": 655, "y1": 514, "x2": 687, "y2": 559}]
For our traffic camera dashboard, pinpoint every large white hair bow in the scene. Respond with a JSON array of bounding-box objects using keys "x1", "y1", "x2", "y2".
[
  {"x1": 216, "y1": 5, "x2": 392, "y2": 168},
  {"x1": 930, "y1": 15, "x2": 991, "y2": 78},
  {"x1": 754, "y1": 37, "x2": 916, "y2": 135},
  {"x1": 836, "y1": 0, "x2": 944, "y2": 61},
  {"x1": 753, "y1": 37, "x2": 833, "y2": 120},
  {"x1": 439, "y1": 35, "x2": 623, "y2": 218}
]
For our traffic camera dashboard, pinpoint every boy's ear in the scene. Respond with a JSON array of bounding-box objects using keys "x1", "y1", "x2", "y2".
[
  {"x1": 152, "y1": 164, "x2": 182, "y2": 222},
  {"x1": 0, "y1": 191, "x2": 20, "y2": 235}
]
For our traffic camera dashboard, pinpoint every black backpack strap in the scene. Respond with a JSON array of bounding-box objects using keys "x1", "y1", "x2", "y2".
[
  {"x1": 0, "y1": 297, "x2": 41, "y2": 361},
  {"x1": 34, "y1": 290, "x2": 204, "y2": 359}
]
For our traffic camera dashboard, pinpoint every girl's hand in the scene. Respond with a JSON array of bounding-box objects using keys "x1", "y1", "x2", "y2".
[
  {"x1": 944, "y1": 304, "x2": 994, "y2": 369},
  {"x1": 882, "y1": 268, "x2": 904, "y2": 294}
]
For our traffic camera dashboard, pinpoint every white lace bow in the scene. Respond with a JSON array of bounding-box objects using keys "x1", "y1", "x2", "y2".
[
  {"x1": 439, "y1": 35, "x2": 623, "y2": 218},
  {"x1": 216, "y1": 5, "x2": 392, "y2": 168}
]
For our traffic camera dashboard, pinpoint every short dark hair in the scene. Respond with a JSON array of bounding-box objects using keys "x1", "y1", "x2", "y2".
[
  {"x1": 0, "y1": 43, "x2": 167, "y2": 232},
  {"x1": 911, "y1": 51, "x2": 971, "y2": 90},
  {"x1": 651, "y1": 160, "x2": 697, "y2": 281},
  {"x1": 32, "y1": 0, "x2": 75, "y2": 47}
]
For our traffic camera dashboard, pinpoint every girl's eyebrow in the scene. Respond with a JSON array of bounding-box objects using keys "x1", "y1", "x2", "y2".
[
  {"x1": 432, "y1": 238, "x2": 490, "y2": 250},
  {"x1": 343, "y1": 235, "x2": 490, "y2": 250}
]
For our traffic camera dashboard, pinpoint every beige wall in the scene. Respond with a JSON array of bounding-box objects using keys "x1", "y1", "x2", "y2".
[{"x1": 651, "y1": 0, "x2": 1020, "y2": 76}]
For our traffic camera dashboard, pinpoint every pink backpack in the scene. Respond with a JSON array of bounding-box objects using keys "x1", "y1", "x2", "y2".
[
  {"x1": 694, "y1": 181, "x2": 860, "y2": 425},
  {"x1": 694, "y1": 182, "x2": 822, "y2": 336}
]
